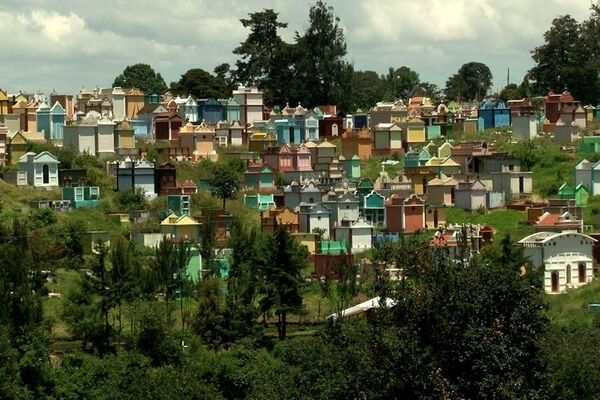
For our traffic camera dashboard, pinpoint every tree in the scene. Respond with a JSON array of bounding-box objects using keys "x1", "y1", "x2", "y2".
[
  {"x1": 109, "y1": 237, "x2": 135, "y2": 335},
  {"x1": 61, "y1": 268, "x2": 107, "y2": 352},
  {"x1": 509, "y1": 138, "x2": 537, "y2": 171},
  {"x1": 193, "y1": 278, "x2": 226, "y2": 346},
  {"x1": 445, "y1": 62, "x2": 493, "y2": 101},
  {"x1": 227, "y1": 218, "x2": 261, "y2": 307},
  {"x1": 518, "y1": 76, "x2": 533, "y2": 99},
  {"x1": 499, "y1": 83, "x2": 521, "y2": 102},
  {"x1": 136, "y1": 308, "x2": 181, "y2": 367},
  {"x1": 170, "y1": 68, "x2": 229, "y2": 99},
  {"x1": 112, "y1": 63, "x2": 167, "y2": 95},
  {"x1": 214, "y1": 63, "x2": 235, "y2": 95},
  {"x1": 90, "y1": 240, "x2": 112, "y2": 353},
  {"x1": 530, "y1": 15, "x2": 581, "y2": 95},
  {"x1": 320, "y1": 252, "x2": 358, "y2": 319},
  {"x1": 349, "y1": 70, "x2": 386, "y2": 110},
  {"x1": 260, "y1": 227, "x2": 309, "y2": 340},
  {"x1": 63, "y1": 221, "x2": 85, "y2": 270},
  {"x1": 209, "y1": 165, "x2": 241, "y2": 210},
  {"x1": 412, "y1": 81, "x2": 442, "y2": 101},
  {"x1": 0, "y1": 220, "x2": 43, "y2": 341},
  {"x1": 530, "y1": 11, "x2": 600, "y2": 104},
  {"x1": 115, "y1": 187, "x2": 147, "y2": 211},
  {"x1": 233, "y1": 9, "x2": 294, "y2": 106},
  {"x1": 153, "y1": 239, "x2": 190, "y2": 330},
  {"x1": 0, "y1": 328, "x2": 26, "y2": 399},
  {"x1": 294, "y1": 1, "x2": 353, "y2": 109},
  {"x1": 384, "y1": 66, "x2": 420, "y2": 100},
  {"x1": 199, "y1": 213, "x2": 217, "y2": 278},
  {"x1": 386, "y1": 247, "x2": 550, "y2": 398},
  {"x1": 544, "y1": 324, "x2": 600, "y2": 400}
]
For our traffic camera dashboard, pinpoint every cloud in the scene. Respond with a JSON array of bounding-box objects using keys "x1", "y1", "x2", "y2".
[
  {"x1": 25, "y1": 10, "x2": 85, "y2": 42},
  {"x1": 0, "y1": 0, "x2": 595, "y2": 95}
]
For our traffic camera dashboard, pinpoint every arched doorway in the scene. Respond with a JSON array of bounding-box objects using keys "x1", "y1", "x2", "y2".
[
  {"x1": 42, "y1": 164, "x2": 49, "y2": 184},
  {"x1": 579, "y1": 263, "x2": 586, "y2": 283},
  {"x1": 332, "y1": 123, "x2": 338, "y2": 137},
  {"x1": 566, "y1": 265, "x2": 571, "y2": 284},
  {"x1": 551, "y1": 271, "x2": 559, "y2": 293}
]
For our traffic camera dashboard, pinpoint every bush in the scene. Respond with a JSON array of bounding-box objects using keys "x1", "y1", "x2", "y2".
[{"x1": 115, "y1": 188, "x2": 147, "y2": 211}]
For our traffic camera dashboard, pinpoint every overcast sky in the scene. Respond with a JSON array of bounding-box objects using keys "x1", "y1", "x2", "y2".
[{"x1": 0, "y1": 0, "x2": 592, "y2": 96}]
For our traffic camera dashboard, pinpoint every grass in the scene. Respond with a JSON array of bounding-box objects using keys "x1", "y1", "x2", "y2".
[
  {"x1": 41, "y1": 269, "x2": 358, "y2": 342},
  {"x1": 546, "y1": 279, "x2": 600, "y2": 330},
  {"x1": 446, "y1": 208, "x2": 534, "y2": 241},
  {"x1": 176, "y1": 160, "x2": 212, "y2": 183},
  {"x1": 44, "y1": 269, "x2": 82, "y2": 339},
  {"x1": 361, "y1": 155, "x2": 404, "y2": 181},
  {"x1": 584, "y1": 196, "x2": 600, "y2": 227},
  {"x1": 0, "y1": 178, "x2": 62, "y2": 210},
  {"x1": 43, "y1": 268, "x2": 202, "y2": 341}
]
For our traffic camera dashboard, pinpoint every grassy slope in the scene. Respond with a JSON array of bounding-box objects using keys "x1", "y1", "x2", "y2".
[
  {"x1": 361, "y1": 155, "x2": 404, "y2": 181},
  {"x1": 446, "y1": 208, "x2": 534, "y2": 241},
  {"x1": 546, "y1": 279, "x2": 600, "y2": 329},
  {"x1": 44, "y1": 269, "x2": 82, "y2": 338},
  {"x1": 19, "y1": 130, "x2": 600, "y2": 340}
]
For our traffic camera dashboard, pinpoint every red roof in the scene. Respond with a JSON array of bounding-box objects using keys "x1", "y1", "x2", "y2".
[
  {"x1": 536, "y1": 213, "x2": 560, "y2": 226},
  {"x1": 560, "y1": 91, "x2": 574, "y2": 103},
  {"x1": 535, "y1": 212, "x2": 581, "y2": 229}
]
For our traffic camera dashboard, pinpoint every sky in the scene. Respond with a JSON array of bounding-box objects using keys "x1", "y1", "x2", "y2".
[{"x1": 0, "y1": 0, "x2": 593, "y2": 96}]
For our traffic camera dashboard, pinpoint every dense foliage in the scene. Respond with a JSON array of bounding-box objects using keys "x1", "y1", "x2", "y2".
[
  {"x1": 170, "y1": 68, "x2": 232, "y2": 99},
  {"x1": 529, "y1": 10, "x2": 600, "y2": 104},
  {"x1": 209, "y1": 164, "x2": 242, "y2": 209},
  {"x1": 445, "y1": 62, "x2": 493, "y2": 101},
  {"x1": 112, "y1": 63, "x2": 167, "y2": 95},
  {"x1": 1, "y1": 218, "x2": 577, "y2": 399},
  {"x1": 110, "y1": 3, "x2": 600, "y2": 112}
]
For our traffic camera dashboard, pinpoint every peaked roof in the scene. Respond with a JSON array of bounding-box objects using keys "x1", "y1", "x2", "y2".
[
  {"x1": 305, "y1": 202, "x2": 331, "y2": 214},
  {"x1": 558, "y1": 182, "x2": 573, "y2": 191},
  {"x1": 161, "y1": 213, "x2": 199, "y2": 225},
  {"x1": 440, "y1": 156, "x2": 460, "y2": 167},
  {"x1": 31, "y1": 151, "x2": 58, "y2": 163},
  {"x1": 50, "y1": 101, "x2": 65, "y2": 114},
  {"x1": 317, "y1": 139, "x2": 336, "y2": 148},
  {"x1": 428, "y1": 174, "x2": 457, "y2": 186},
  {"x1": 576, "y1": 159, "x2": 592, "y2": 169},
  {"x1": 456, "y1": 179, "x2": 486, "y2": 191},
  {"x1": 36, "y1": 101, "x2": 49, "y2": 112}
]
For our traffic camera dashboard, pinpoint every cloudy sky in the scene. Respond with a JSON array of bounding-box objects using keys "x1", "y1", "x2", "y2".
[{"x1": 0, "y1": 0, "x2": 592, "y2": 95}]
